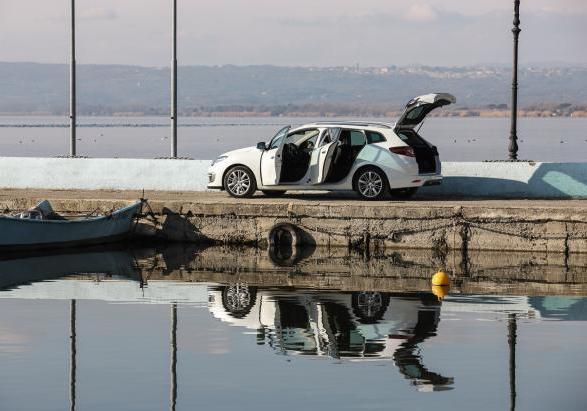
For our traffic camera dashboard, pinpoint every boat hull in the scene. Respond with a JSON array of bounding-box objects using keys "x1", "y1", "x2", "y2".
[{"x1": 0, "y1": 201, "x2": 142, "y2": 249}]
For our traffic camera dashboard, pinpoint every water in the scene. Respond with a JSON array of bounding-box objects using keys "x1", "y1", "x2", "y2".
[
  {"x1": 1, "y1": 116, "x2": 586, "y2": 161},
  {"x1": 0, "y1": 245, "x2": 585, "y2": 410}
]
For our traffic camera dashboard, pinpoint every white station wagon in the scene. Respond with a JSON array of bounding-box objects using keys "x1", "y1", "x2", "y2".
[{"x1": 208, "y1": 93, "x2": 455, "y2": 200}]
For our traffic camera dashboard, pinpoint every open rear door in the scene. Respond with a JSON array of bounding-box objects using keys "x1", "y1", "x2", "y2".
[
  {"x1": 395, "y1": 93, "x2": 456, "y2": 130},
  {"x1": 261, "y1": 126, "x2": 290, "y2": 185},
  {"x1": 316, "y1": 128, "x2": 341, "y2": 184},
  {"x1": 394, "y1": 93, "x2": 455, "y2": 175}
]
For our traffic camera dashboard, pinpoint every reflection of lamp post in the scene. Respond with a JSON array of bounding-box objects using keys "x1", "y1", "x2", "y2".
[
  {"x1": 69, "y1": 299, "x2": 77, "y2": 411},
  {"x1": 508, "y1": 313, "x2": 517, "y2": 411},
  {"x1": 170, "y1": 303, "x2": 178, "y2": 411},
  {"x1": 509, "y1": 0, "x2": 521, "y2": 160}
]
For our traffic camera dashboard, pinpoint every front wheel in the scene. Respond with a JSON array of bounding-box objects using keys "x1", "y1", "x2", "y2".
[
  {"x1": 354, "y1": 167, "x2": 388, "y2": 200},
  {"x1": 224, "y1": 166, "x2": 257, "y2": 198}
]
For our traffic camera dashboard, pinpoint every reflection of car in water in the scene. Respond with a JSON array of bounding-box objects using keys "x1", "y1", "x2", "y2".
[{"x1": 209, "y1": 285, "x2": 453, "y2": 391}]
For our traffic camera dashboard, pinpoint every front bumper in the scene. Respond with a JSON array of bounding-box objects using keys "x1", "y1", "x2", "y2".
[{"x1": 207, "y1": 170, "x2": 223, "y2": 189}]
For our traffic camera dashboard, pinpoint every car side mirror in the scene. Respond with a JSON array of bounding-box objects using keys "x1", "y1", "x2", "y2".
[{"x1": 257, "y1": 142, "x2": 267, "y2": 150}]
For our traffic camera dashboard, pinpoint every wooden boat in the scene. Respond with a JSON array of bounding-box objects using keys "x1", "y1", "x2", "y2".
[{"x1": 0, "y1": 200, "x2": 143, "y2": 249}]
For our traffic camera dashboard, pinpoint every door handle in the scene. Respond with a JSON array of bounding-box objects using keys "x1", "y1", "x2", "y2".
[{"x1": 270, "y1": 156, "x2": 275, "y2": 159}]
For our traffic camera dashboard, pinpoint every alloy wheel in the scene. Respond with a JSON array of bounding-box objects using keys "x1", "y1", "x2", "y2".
[
  {"x1": 357, "y1": 171, "x2": 383, "y2": 198},
  {"x1": 226, "y1": 169, "x2": 251, "y2": 196}
]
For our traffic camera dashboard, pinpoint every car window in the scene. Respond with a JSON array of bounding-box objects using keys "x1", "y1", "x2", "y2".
[
  {"x1": 268, "y1": 126, "x2": 290, "y2": 149},
  {"x1": 406, "y1": 105, "x2": 426, "y2": 120},
  {"x1": 288, "y1": 129, "x2": 319, "y2": 146},
  {"x1": 339, "y1": 130, "x2": 366, "y2": 146},
  {"x1": 366, "y1": 131, "x2": 386, "y2": 144},
  {"x1": 320, "y1": 131, "x2": 331, "y2": 146},
  {"x1": 349, "y1": 130, "x2": 366, "y2": 146},
  {"x1": 320, "y1": 128, "x2": 341, "y2": 147}
]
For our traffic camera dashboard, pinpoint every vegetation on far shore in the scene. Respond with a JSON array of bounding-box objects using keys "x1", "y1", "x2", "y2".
[{"x1": 3, "y1": 103, "x2": 586, "y2": 118}]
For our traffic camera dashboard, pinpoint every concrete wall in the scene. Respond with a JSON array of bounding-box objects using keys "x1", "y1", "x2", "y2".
[
  {"x1": 0, "y1": 157, "x2": 586, "y2": 198},
  {"x1": 419, "y1": 161, "x2": 587, "y2": 199},
  {"x1": 0, "y1": 157, "x2": 210, "y2": 191}
]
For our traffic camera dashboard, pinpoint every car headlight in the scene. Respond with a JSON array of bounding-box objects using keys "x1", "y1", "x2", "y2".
[{"x1": 211, "y1": 155, "x2": 228, "y2": 166}]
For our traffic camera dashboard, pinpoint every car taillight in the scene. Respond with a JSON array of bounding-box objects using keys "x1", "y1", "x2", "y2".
[{"x1": 390, "y1": 146, "x2": 415, "y2": 157}]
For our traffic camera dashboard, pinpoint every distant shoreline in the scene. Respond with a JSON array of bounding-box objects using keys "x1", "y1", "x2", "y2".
[{"x1": 1, "y1": 109, "x2": 586, "y2": 119}]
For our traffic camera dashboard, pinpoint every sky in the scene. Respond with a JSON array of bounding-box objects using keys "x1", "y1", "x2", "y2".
[{"x1": 0, "y1": 0, "x2": 586, "y2": 67}]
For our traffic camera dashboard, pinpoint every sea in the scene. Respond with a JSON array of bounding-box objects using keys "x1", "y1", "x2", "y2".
[
  {"x1": 0, "y1": 245, "x2": 585, "y2": 411},
  {"x1": 0, "y1": 116, "x2": 586, "y2": 161}
]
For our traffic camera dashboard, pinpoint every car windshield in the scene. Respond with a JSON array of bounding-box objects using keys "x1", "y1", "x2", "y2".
[{"x1": 268, "y1": 126, "x2": 291, "y2": 149}]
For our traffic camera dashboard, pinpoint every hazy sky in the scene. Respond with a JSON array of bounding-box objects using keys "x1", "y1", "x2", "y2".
[{"x1": 1, "y1": 0, "x2": 586, "y2": 67}]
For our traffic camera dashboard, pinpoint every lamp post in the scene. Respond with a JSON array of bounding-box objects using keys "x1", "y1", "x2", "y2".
[
  {"x1": 508, "y1": 0, "x2": 521, "y2": 161},
  {"x1": 170, "y1": 0, "x2": 178, "y2": 158},
  {"x1": 69, "y1": 0, "x2": 77, "y2": 157}
]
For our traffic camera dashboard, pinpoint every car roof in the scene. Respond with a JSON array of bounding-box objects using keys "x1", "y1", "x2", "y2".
[{"x1": 300, "y1": 121, "x2": 393, "y2": 130}]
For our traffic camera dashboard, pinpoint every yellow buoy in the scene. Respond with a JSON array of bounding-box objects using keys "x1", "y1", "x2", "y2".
[{"x1": 432, "y1": 270, "x2": 450, "y2": 286}]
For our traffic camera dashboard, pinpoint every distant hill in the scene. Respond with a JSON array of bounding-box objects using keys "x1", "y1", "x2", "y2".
[{"x1": 0, "y1": 62, "x2": 586, "y2": 115}]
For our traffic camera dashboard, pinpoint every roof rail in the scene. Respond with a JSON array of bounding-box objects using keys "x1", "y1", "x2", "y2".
[{"x1": 309, "y1": 121, "x2": 393, "y2": 129}]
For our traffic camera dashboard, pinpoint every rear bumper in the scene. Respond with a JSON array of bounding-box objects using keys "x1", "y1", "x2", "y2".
[{"x1": 423, "y1": 179, "x2": 442, "y2": 186}]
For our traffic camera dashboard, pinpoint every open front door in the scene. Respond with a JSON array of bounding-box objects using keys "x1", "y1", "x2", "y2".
[
  {"x1": 260, "y1": 126, "x2": 290, "y2": 185},
  {"x1": 315, "y1": 128, "x2": 340, "y2": 184}
]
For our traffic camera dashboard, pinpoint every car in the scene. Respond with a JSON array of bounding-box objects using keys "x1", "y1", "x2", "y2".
[{"x1": 207, "y1": 93, "x2": 456, "y2": 200}]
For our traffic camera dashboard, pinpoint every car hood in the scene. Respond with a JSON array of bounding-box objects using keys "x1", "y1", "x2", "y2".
[{"x1": 219, "y1": 145, "x2": 259, "y2": 158}]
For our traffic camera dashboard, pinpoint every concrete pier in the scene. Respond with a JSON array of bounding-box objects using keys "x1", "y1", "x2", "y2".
[{"x1": 1, "y1": 189, "x2": 586, "y2": 254}]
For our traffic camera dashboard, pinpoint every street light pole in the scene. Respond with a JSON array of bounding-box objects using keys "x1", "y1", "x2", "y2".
[
  {"x1": 171, "y1": 0, "x2": 178, "y2": 158},
  {"x1": 70, "y1": 0, "x2": 77, "y2": 157},
  {"x1": 508, "y1": 0, "x2": 521, "y2": 161}
]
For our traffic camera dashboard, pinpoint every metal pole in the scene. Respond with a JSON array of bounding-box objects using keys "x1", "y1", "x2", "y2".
[
  {"x1": 508, "y1": 313, "x2": 517, "y2": 411},
  {"x1": 70, "y1": 0, "x2": 77, "y2": 157},
  {"x1": 171, "y1": 0, "x2": 178, "y2": 158},
  {"x1": 508, "y1": 0, "x2": 521, "y2": 161},
  {"x1": 170, "y1": 303, "x2": 177, "y2": 411},
  {"x1": 69, "y1": 300, "x2": 77, "y2": 411}
]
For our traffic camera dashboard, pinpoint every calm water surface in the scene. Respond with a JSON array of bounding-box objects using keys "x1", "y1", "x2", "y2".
[
  {"x1": 1, "y1": 116, "x2": 586, "y2": 161},
  {"x1": 0, "y1": 246, "x2": 585, "y2": 411}
]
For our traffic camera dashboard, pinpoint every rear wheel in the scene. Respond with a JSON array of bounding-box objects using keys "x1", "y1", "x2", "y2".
[
  {"x1": 224, "y1": 166, "x2": 257, "y2": 198},
  {"x1": 262, "y1": 190, "x2": 286, "y2": 197},
  {"x1": 354, "y1": 167, "x2": 388, "y2": 200},
  {"x1": 390, "y1": 187, "x2": 418, "y2": 199}
]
